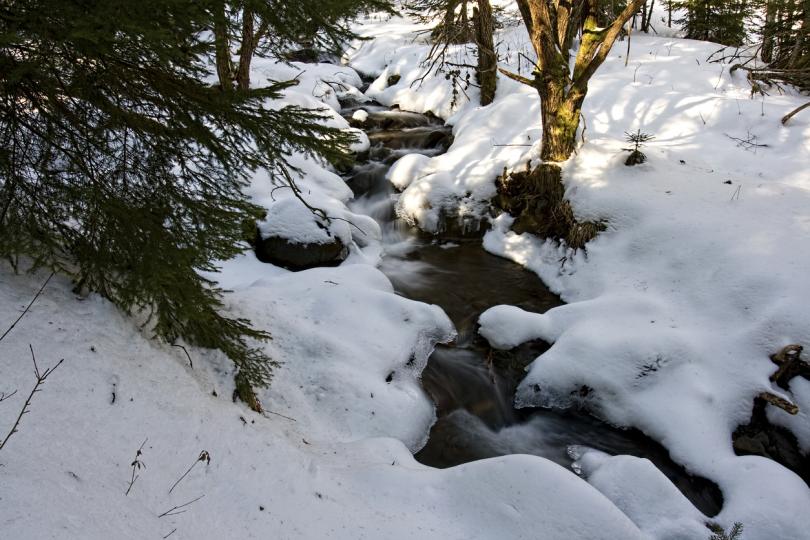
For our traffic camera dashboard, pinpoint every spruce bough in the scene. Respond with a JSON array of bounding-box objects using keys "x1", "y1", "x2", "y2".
[{"x1": 0, "y1": 0, "x2": 359, "y2": 393}]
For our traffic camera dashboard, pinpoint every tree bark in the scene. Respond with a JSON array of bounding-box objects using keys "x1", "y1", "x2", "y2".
[
  {"x1": 539, "y1": 81, "x2": 584, "y2": 161},
  {"x1": 762, "y1": 0, "x2": 778, "y2": 63},
  {"x1": 474, "y1": 0, "x2": 497, "y2": 105},
  {"x1": 214, "y1": 5, "x2": 233, "y2": 89},
  {"x1": 236, "y1": 8, "x2": 255, "y2": 91}
]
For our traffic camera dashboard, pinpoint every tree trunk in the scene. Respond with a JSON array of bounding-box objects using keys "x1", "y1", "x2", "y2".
[
  {"x1": 539, "y1": 82, "x2": 584, "y2": 162},
  {"x1": 236, "y1": 8, "x2": 255, "y2": 91},
  {"x1": 644, "y1": 0, "x2": 655, "y2": 32},
  {"x1": 762, "y1": 0, "x2": 778, "y2": 63},
  {"x1": 641, "y1": 1, "x2": 648, "y2": 31},
  {"x1": 213, "y1": 5, "x2": 233, "y2": 89},
  {"x1": 788, "y1": 0, "x2": 809, "y2": 68},
  {"x1": 512, "y1": 0, "x2": 644, "y2": 162},
  {"x1": 474, "y1": 0, "x2": 497, "y2": 105}
]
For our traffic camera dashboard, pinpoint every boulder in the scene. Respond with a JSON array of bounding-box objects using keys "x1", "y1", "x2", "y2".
[{"x1": 254, "y1": 234, "x2": 348, "y2": 270}]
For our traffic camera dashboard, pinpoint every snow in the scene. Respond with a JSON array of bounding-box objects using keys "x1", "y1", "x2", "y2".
[
  {"x1": 570, "y1": 447, "x2": 709, "y2": 540},
  {"x1": 1, "y1": 27, "x2": 652, "y2": 540},
  {"x1": 0, "y1": 270, "x2": 650, "y2": 540},
  {"x1": 3, "y1": 4, "x2": 809, "y2": 539},
  {"x1": 352, "y1": 109, "x2": 369, "y2": 123},
  {"x1": 346, "y1": 6, "x2": 810, "y2": 540}
]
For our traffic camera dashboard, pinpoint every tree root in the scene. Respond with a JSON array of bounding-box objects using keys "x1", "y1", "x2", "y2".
[{"x1": 494, "y1": 163, "x2": 604, "y2": 250}]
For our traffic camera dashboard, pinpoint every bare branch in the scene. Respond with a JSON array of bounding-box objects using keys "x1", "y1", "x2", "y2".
[
  {"x1": 0, "y1": 346, "x2": 64, "y2": 452},
  {"x1": 0, "y1": 272, "x2": 55, "y2": 344},
  {"x1": 497, "y1": 66, "x2": 534, "y2": 86}
]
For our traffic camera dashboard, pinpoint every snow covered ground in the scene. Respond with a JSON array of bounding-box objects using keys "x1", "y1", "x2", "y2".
[
  {"x1": 2, "y1": 4, "x2": 809, "y2": 540},
  {"x1": 345, "y1": 4, "x2": 810, "y2": 540},
  {"x1": 1, "y1": 32, "x2": 647, "y2": 540}
]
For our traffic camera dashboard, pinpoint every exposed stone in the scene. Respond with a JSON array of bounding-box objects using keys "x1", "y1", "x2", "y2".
[
  {"x1": 435, "y1": 208, "x2": 490, "y2": 239},
  {"x1": 368, "y1": 127, "x2": 453, "y2": 151},
  {"x1": 254, "y1": 233, "x2": 348, "y2": 270}
]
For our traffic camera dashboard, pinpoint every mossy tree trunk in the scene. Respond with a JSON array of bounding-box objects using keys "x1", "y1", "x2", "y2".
[{"x1": 503, "y1": 0, "x2": 645, "y2": 163}]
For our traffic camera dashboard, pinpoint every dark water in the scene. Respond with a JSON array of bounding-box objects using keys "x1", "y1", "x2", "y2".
[{"x1": 341, "y1": 98, "x2": 723, "y2": 517}]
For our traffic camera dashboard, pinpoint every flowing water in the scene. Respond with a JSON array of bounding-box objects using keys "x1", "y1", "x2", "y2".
[{"x1": 340, "y1": 97, "x2": 723, "y2": 517}]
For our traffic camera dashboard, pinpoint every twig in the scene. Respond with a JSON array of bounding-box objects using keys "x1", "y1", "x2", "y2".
[
  {"x1": 0, "y1": 272, "x2": 55, "y2": 343},
  {"x1": 163, "y1": 529, "x2": 177, "y2": 539},
  {"x1": 263, "y1": 409, "x2": 297, "y2": 422},
  {"x1": 125, "y1": 438, "x2": 148, "y2": 496},
  {"x1": 0, "y1": 346, "x2": 63, "y2": 452},
  {"x1": 171, "y1": 344, "x2": 193, "y2": 369},
  {"x1": 725, "y1": 131, "x2": 769, "y2": 152},
  {"x1": 729, "y1": 184, "x2": 742, "y2": 202},
  {"x1": 0, "y1": 390, "x2": 17, "y2": 403},
  {"x1": 168, "y1": 450, "x2": 210, "y2": 494},
  {"x1": 714, "y1": 65, "x2": 725, "y2": 90},
  {"x1": 158, "y1": 494, "x2": 205, "y2": 518}
]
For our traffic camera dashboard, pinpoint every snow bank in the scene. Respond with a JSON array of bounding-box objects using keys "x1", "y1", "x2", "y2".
[
  {"x1": 570, "y1": 447, "x2": 709, "y2": 540},
  {"x1": 0, "y1": 270, "x2": 650, "y2": 540}
]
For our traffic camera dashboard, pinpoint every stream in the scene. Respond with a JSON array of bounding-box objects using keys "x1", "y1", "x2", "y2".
[{"x1": 339, "y1": 97, "x2": 723, "y2": 517}]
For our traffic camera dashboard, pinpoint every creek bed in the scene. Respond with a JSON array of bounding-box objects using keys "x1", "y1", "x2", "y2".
[{"x1": 341, "y1": 97, "x2": 723, "y2": 517}]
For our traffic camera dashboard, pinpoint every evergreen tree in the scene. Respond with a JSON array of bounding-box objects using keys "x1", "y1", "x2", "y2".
[
  {"x1": 214, "y1": 0, "x2": 393, "y2": 90},
  {"x1": 675, "y1": 0, "x2": 748, "y2": 46},
  {"x1": 0, "y1": 0, "x2": 358, "y2": 403}
]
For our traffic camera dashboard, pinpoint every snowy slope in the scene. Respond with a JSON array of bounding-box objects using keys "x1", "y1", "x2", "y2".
[{"x1": 347, "y1": 7, "x2": 810, "y2": 540}]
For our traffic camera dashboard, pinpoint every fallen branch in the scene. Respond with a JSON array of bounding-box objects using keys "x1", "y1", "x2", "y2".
[
  {"x1": 758, "y1": 391, "x2": 798, "y2": 415},
  {"x1": 781, "y1": 102, "x2": 810, "y2": 125},
  {"x1": 0, "y1": 345, "x2": 64, "y2": 452},
  {"x1": 769, "y1": 344, "x2": 809, "y2": 389},
  {"x1": 725, "y1": 131, "x2": 769, "y2": 152}
]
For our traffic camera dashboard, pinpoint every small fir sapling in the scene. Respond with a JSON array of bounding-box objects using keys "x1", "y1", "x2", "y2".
[
  {"x1": 623, "y1": 129, "x2": 655, "y2": 166},
  {"x1": 708, "y1": 522, "x2": 744, "y2": 540}
]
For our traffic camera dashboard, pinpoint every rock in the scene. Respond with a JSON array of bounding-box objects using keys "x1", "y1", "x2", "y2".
[
  {"x1": 386, "y1": 73, "x2": 401, "y2": 87},
  {"x1": 435, "y1": 208, "x2": 490, "y2": 239},
  {"x1": 254, "y1": 234, "x2": 348, "y2": 270},
  {"x1": 368, "y1": 127, "x2": 453, "y2": 151},
  {"x1": 282, "y1": 48, "x2": 320, "y2": 63}
]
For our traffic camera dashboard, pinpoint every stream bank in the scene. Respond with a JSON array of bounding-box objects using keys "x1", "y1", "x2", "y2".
[{"x1": 339, "y1": 96, "x2": 724, "y2": 517}]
